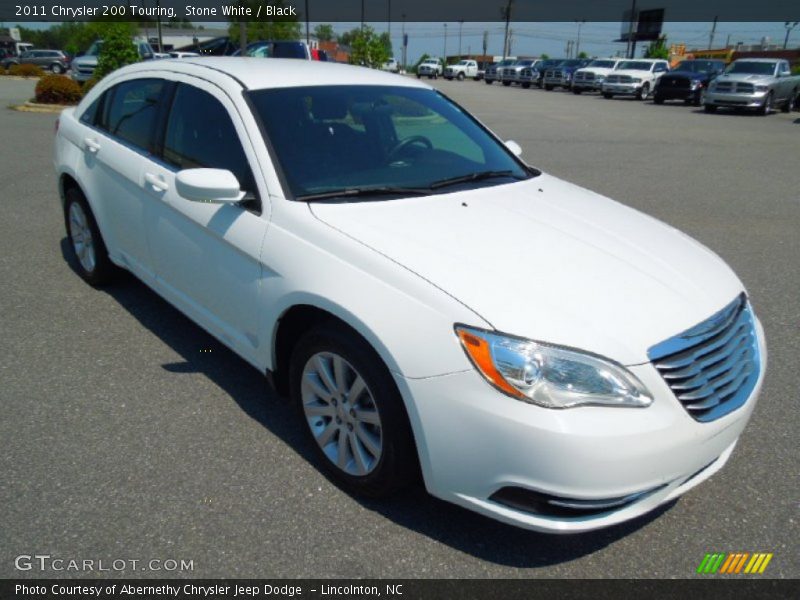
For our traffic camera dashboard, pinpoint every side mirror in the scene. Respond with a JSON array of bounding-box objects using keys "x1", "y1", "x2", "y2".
[
  {"x1": 505, "y1": 140, "x2": 523, "y2": 157},
  {"x1": 176, "y1": 169, "x2": 245, "y2": 204}
]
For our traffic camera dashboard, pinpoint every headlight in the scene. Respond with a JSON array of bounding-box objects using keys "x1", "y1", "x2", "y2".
[
  {"x1": 755, "y1": 85, "x2": 768, "y2": 92},
  {"x1": 596, "y1": 75, "x2": 605, "y2": 82},
  {"x1": 455, "y1": 326, "x2": 653, "y2": 409},
  {"x1": 631, "y1": 78, "x2": 642, "y2": 83},
  {"x1": 691, "y1": 80, "x2": 703, "y2": 88}
]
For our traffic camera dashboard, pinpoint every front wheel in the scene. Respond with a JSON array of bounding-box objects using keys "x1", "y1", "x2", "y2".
[
  {"x1": 572, "y1": 88, "x2": 582, "y2": 95},
  {"x1": 521, "y1": 82, "x2": 530, "y2": 89},
  {"x1": 693, "y1": 88, "x2": 706, "y2": 107},
  {"x1": 758, "y1": 92, "x2": 773, "y2": 115},
  {"x1": 704, "y1": 104, "x2": 717, "y2": 113},
  {"x1": 457, "y1": 72, "x2": 465, "y2": 81},
  {"x1": 64, "y1": 187, "x2": 115, "y2": 286},
  {"x1": 544, "y1": 84, "x2": 554, "y2": 91},
  {"x1": 290, "y1": 323, "x2": 418, "y2": 497},
  {"x1": 502, "y1": 81, "x2": 511, "y2": 86},
  {"x1": 602, "y1": 92, "x2": 613, "y2": 99},
  {"x1": 653, "y1": 93, "x2": 664, "y2": 105},
  {"x1": 636, "y1": 83, "x2": 650, "y2": 101},
  {"x1": 485, "y1": 79, "x2": 493, "y2": 85}
]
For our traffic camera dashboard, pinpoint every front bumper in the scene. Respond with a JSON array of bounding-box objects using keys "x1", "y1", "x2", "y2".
[
  {"x1": 705, "y1": 91, "x2": 768, "y2": 109},
  {"x1": 71, "y1": 69, "x2": 94, "y2": 82},
  {"x1": 395, "y1": 320, "x2": 766, "y2": 533},
  {"x1": 573, "y1": 81, "x2": 603, "y2": 91},
  {"x1": 656, "y1": 86, "x2": 701, "y2": 101},
  {"x1": 603, "y1": 82, "x2": 642, "y2": 95},
  {"x1": 543, "y1": 76, "x2": 571, "y2": 87}
]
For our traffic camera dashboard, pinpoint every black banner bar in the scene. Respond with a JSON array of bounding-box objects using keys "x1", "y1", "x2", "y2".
[
  {"x1": 1, "y1": 0, "x2": 799, "y2": 23},
  {"x1": 1, "y1": 580, "x2": 797, "y2": 600}
]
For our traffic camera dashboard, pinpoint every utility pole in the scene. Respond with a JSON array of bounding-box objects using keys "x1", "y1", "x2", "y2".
[
  {"x1": 458, "y1": 20, "x2": 463, "y2": 58},
  {"x1": 401, "y1": 14, "x2": 407, "y2": 71},
  {"x1": 388, "y1": 0, "x2": 391, "y2": 43},
  {"x1": 443, "y1": 23, "x2": 448, "y2": 62},
  {"x1": 305, "y1": 0, "x2": 310, "y2": 45},
  {"x1": 502, "y1": 0, "x2": 513, "y2": 60},
  {"x1": 625, "y1": 0, "x2": 637, "y2": 59},
  {"x1": 361, "y1": 0, "x2": 365, "y2": 32},
  {"x1": 785, "y1": 22, "x2": 799, "y2": 49},
  {"x1": 575, "y1": 20, "x2": 585, "y2": 57},
  {"x1": 708, "y1": 16, "x2": 717, "y2": 50},
  {"x1": 238, "y1": 0, "x2": 246, "y2": 53},
  {"x1": 482, "y1": 30, "x2": 488, "y2": 59},
  {"x1": 155, "y1": 0, "x2": 163, "y2": 52}
]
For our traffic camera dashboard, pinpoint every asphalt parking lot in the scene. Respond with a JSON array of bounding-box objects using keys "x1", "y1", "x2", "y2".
[{"x1": 1, "y1": 75, "x2": 798, "y2": 579}]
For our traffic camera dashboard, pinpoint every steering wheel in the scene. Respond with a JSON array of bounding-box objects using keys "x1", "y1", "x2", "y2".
[{"x1": 388, "y1": 135, "x2": 433, "y2": 161}]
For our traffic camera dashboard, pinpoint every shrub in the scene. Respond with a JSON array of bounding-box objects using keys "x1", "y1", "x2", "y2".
[
  {"x1": 95, "y1": 23, "x2": 139, "y2": 79},
  {"x1": 8, "y1": 63, "x2": 45, "y2": 77},
  {"x1": 792, "y1": 64, "x2": 800, "y2": 75},
  {"x1": 35, "y1": 74, "x2": 83, "y2": 104}
]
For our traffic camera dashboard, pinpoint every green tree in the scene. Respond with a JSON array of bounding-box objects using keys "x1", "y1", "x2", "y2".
[
  {"x1": 379, "y1": 31, "x2": 393, "y2": 57},
  {"x1": 540, "y1": 53, "x2": 550, "y2": 59},
  {"x1": 644, "y1": 35, "x2": 669, "y2": 60},
  {"x1": 349, "y1": 25, "x2": 390, "y2": 68},
  {"x1": 314, "y1": 24, "x2": 335, "y2": 42},
  {"x1": 94, "y1": 22, "x2": 139, "y2": 79},
  {"x1": 577, "y1": 51, "x2": 588, "y2": 59}
]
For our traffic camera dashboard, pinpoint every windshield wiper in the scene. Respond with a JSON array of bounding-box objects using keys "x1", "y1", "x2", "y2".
[
  {"x1": 297, "y1": 186, "x2": 431, "y2": 202},
  {"x1": 429, "y1": 170, "x2": 527, "y2": 190}
]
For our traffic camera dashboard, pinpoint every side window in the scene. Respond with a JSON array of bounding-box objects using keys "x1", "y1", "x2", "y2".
[
  {"x1": 162, "y1": 83, "x2": 256, "y2": 198},
  {"x1": 102, "y1": 78, "x2": 165, "y2": 152}
]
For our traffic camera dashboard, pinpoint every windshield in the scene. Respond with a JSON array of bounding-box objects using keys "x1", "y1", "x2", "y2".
[
  {"x1": 248, "y1": 85, "x2": 532, "y2": 200},
  {"x1": 588, "y1": 60, "x2": 617, "y2": 68},
  {"x1": 618, "y1": 61, "x2": 653, "y2": 71},
  {"x1": 498, "y1": 59, "x2": 515, "y2": 67},
  {"x1": 726, "y1": 61, "x2": 777, "y2": 75},
  {"x1": 560, "y1": 59, "x2": 585, "y2": 67},
  {"x1": 457, "y1": 60, "x2": 469, "y2": 66},
  {"x1": 673, "y1": 60, "x2": 723, "y2": 73},
  {"x1": 85, "y1": 41, "x2": 103, "y2": 56}
]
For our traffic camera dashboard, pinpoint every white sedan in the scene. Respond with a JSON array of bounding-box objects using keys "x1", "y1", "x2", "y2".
[{"x1": 53, "y1": 58, "x2": 765, "y2": 533}]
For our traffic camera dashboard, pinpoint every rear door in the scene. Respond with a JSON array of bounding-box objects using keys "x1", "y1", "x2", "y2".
[{"x1": 78, "y1": 77, "x2": 168, "y2": 281}]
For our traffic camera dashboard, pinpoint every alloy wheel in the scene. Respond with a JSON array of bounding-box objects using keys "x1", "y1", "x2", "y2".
[
  {"x1": 69, "y1": 201, "x2": 96, "y2": 273},
  {"x1": 301, "y1": 352, "x2": 383, "y2": 477}
]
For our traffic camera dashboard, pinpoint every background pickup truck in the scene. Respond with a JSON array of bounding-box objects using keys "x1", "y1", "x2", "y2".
[
  {"x1": 444, "y1": 59, "x2": 479, "y2": 80},
  {"x1": 417, "y1": 58, "x2": 443, "y2": 79},
  {"x1": 704, "y1": 58, "x2": 799, "y2": 115}
]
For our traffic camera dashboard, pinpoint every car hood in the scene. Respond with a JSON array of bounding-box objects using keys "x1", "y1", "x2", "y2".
[
  {"x1": 611, "y1": 69, "x2": 654, "y2": 78},
  {"x1": 577, "y1": 67, "x2": 617, "y2": 75},
  {"x1": 309, "y1": 174, "x2": 744, "y2": 366},
  {"x1": 715, "y1": 72, "x2": 773, "y2": 84},
  {"x1": 72, "y1": 55, "x2": 98, "y2": 68}
]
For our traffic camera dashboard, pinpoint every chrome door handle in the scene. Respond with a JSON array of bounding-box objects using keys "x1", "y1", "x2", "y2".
[
  {"x1": 144, "y1": 172, "x2": 168, "y2": 193},
  {"x1": 84, "y1": 138, "x2": 101, "y2": 154}
]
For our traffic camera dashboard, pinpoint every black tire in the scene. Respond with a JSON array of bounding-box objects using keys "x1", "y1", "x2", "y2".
[
  {"x1": 572, "y1": 88, "x2": 582, "y2": 95},
  {"x1": 485, "y1": 79, "x2": 493, "y2": 85},
  {"x1": 693, "y1": 88, "x2": 706, "y2": 107},
  {"x1": 521, "y1": 82, "x2": 530, "y2": 89},
  {"x1": 602, "y1": 92, "x2": 613, "y2": 99},
  {"x1": 704, "y1": 104, "x2": 717, "y2": 113},
  {"x1": 290, "y1": 322, "x2": 419, "y2": 498},
  {"x1": 432, "y1": 72, "x2": 438, "y2": 80},
  {"x1": 781, "y1": 90, "x2": 796, "y2": 113},
  {"x1": 502, "y1": 81, "x2": 511, "y2": 87},
  {"x1": 457, "y1": 72, "x2": 465, "y2": 81},
  {"x1": 416, "y1": 73, "x2": 421, "y2": 79},
  {"x1": 63, "y1": 187, "x2": 115, "y2": 287},
  {"x1": 758, "y1": 92, "x2": 773, "y2": 116},
  {"x1": 544, "y1": 84, "x2": 554, "y2": 91},
  {"x1": 51, "y1": 63, "x2": 64, "y2": 74},
  {"x1": 653, "y1": 94, "x2": 664, "y2": 105},
  {"x1": 636, "y1": 83, "x2": 650, "y2": 101}
]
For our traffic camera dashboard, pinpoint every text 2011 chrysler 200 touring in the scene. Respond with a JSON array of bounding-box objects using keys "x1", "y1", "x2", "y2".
[{"x1": 53, "y1": 59, "x2": 766, "y2": 533}]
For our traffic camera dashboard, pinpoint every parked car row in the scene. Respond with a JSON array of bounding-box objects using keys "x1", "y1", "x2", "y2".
[
  {"x1": 1, "y1": 49, "x2": 71, "y2": 73},
  {"x1": 479, "y1": 56, "x2": 800, "y2": 115}
]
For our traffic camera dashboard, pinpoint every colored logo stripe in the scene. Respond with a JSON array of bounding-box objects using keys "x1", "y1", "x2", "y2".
[{"x1": 698, "y1": 552, "x2": 773, "y2": 574}]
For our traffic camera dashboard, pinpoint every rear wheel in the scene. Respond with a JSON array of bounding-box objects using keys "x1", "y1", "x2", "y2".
[
  {"x1": 290, "y1": 323, "x2": 418, "y2": 497},
  {"x1": 64, "y1": 187, "x2": 115, "y2": 286},
  {"x1": 50, "y1": 63, "x2": 64, "y2": 74}
]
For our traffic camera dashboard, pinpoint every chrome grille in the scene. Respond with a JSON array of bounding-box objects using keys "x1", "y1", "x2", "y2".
[
  {"x1": 648, "y1": 294, "x2": 759, "y2": 423},
  {"x1": 715, "y1": 81, "x2": 733, "y2": 92},
  {"x1": 736, "y1": 83, "x2": 755, "y2": 93},
  {"x1": 575, "y1": 71, "x2": 594, "y2": 81},
  {"x1": 606, "y1": 74, "x2": 632, "y2": 84}
]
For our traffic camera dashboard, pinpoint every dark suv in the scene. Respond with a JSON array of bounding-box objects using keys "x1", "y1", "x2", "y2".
[
  {"x1": 654, "y1": 59, "x2": 727, "y2": 106},
  {"x1": 3, "y1": 49, "x2": 71, "y2": 74}
]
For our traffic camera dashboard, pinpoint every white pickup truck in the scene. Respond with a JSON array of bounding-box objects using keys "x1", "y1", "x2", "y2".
[
  {"x1": 417, "y1": 58, "x2": 443, "y2": 79},
  {"x1": 444, "y1": 59, "x2": 479, "y2": 80},
  {"x1": 602, "y1": 59, "x2": 671, "y2": 101}
]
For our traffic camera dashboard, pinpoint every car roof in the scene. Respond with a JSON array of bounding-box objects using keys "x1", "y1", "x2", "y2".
[
  {"x1": 732, "y1": 57, "x2": 781, "y2": 62},
  {"x1": 117, "y1": 57, "x2": 431, "y2": 91}
]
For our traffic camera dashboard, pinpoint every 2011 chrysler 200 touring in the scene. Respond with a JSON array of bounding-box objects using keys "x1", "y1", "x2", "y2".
[{"x1": 53, "y1": 59, "x2": 766, "y2": 533}]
